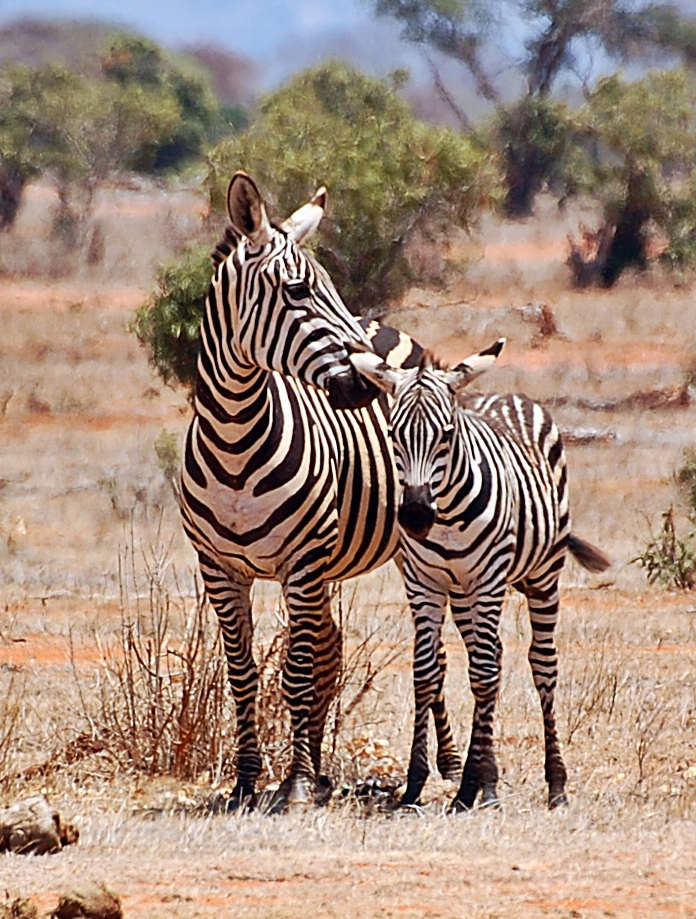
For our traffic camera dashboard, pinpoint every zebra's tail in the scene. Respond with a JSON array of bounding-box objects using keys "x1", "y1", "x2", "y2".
[{"x1": 567, "y1": 534, "x2": 611, "y2": 573}]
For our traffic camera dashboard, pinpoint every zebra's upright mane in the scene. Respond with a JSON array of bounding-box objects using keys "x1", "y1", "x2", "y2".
[
  {"x1": 211, "y1": 221, "x2": 288, "y2": 268},
  {"x1": 416, "y1": 350, "x2": 485, "y2": 409},
  {"x1": 211, "y1": 225, "x2": 239, "y2": 268}
]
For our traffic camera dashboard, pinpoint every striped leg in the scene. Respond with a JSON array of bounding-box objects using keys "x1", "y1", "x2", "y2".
[
  {"x1": 277, "y1": 566, "x2": 336, "y2": 808},
  {"x1": 307, "y1": 594, "x2": 342, "y2": 781},
  {"x1": 199, "y1": 555, "x2": 259, "y2": 807},
  {"x1": 520, "y1": 571, "x2": 568, "y2": 809},
  {"x1": 393, "y1": 553, "x2": 461, "y2": 796},
  {"x1": 400, "y1": 571, "x2": 452, "y2": 806},
  {"x1": 431, "y1": 636, "x2": 463, "y2": 783},
  {"x1": 450, "y1": 584, "x2": 505, "y2": 811}
]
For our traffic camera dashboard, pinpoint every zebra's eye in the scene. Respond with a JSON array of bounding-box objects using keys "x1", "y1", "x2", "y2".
[
  {"x1": 286, "y1": 281, "x2": 311, "y2": 301},
  {"x1": 443, "y1": 423, "x2": 455, "y2": 437}
]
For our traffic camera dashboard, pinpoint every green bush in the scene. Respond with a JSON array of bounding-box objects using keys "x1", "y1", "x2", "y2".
[
  {"x1": 131, "y1": 244, "x2": 211, "y2": 393},
  {"x1": 206, "y1": 61, "x2": 496, "y2": 314},
  {"x1": 134, "y1": 61, "x2": 497, "y2": 392},
  {"x1": 634, "y1": 507, "x2": 696, "y2": 590}
]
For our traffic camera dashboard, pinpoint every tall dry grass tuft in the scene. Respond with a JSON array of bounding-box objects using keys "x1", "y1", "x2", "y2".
[
  {"x1": 79, "y1": 522, "x2": 235, "y2": 784},
  {"x1": 562, "y1": 627, "x2": 627, "y2": 746},
  {"x1": 0, "y1": 673, "x2": 24, "y2": 779},
  {"x1": 51, "y1": 523, "x2": 412, "y2": 794}
]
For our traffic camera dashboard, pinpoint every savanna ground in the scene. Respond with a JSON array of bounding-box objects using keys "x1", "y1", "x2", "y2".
[{"x1": 1, "y1": 182, "x2": 696, "y2": 917}]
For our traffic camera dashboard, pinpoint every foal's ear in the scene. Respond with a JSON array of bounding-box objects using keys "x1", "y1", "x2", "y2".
[
  {"x1": 349, "y1": 351, "x2": 404, "y2": 396},
  {"x1": 227, "y1": 172, "x2": 272, "y2": 246},
  {"x1": 280, "y1": 187, "x2": 327, "y2": 244},
  {"x1": 443, "y1": 338, "x2": 506, "y2": 392}
]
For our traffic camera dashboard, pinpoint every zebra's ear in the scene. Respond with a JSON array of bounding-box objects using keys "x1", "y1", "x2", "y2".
[
  {"x1": 281, "y1": 187, "x2": 326, "y2": 244},
  {"x1": 227, "y1": 172, "x2": 272, "y2": 246},
  {"x1": 349, "y1": 351, "x2": 402, "y2": 396},
  {"x1": 444, "y1": 338, "x2": 505, "y2": 392}
]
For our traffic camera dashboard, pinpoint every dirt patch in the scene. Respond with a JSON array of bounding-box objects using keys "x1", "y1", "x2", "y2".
[{"x1": 2, "y1": 184, "x2": 696, "y2": 917}]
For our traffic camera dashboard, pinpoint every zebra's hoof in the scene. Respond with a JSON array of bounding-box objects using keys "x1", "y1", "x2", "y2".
[
  {"x1": 314, "y1": 774, "x2": 334, "y2": 807},
  {"x1": 437, "y1": 755, "x2": 463, "y2": 783},
  {"x1": 548, "y1": 790, "x2": 568, "y2": 810},
  {"x1": 207, "y1": 784, "x2": 255, "y2": 814},
  {"x1": 480, "y1": 786, "x2": 501, "y2": 809},
  {"x1": 449, "y1": 797, "x2": 473, "y2": 815},
  {"x1": 399, "y1": 785, "x2": 425, "y2": 809},
  {"x1": 270, "y1": 775, "x2": 315, "y2": 813}
]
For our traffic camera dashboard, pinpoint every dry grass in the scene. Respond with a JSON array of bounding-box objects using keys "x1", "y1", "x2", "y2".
[
  {"x1": 2, "y1": 183, "x2": 696, "y2": 915},
  {"x1": 2, "y1": 581, "x2": 696, "y2": 917}
]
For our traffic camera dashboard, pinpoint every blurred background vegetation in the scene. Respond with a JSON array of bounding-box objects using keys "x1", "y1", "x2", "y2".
[{"x1": 5, "y1": 3, "x2": 696, "y2": 391}]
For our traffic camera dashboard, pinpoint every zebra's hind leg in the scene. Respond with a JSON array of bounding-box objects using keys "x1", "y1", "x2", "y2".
[
  {"x1": 450, "y1": 586, "x2": 504, "y2": 812},
  {"x1": 199, "y1": 556, "x2": 259, "y2": 810},
  {"x1": 400, "y1": 579, "x2": 450, "y2": 807},
  {"x1": 431, "y1": 638, "x2": 462, "y2": 782},
  {"x1": 521, "y1": 573, "x2": 568, "y2": 809}
]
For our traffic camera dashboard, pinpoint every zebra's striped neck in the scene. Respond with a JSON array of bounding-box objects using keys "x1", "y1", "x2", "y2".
[{"x1": 196, "y1": 360, "x2": 272, "y2": 420}]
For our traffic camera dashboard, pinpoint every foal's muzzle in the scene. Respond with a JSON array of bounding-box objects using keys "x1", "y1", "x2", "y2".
[{"x1": 398, "y1": 485, "x2": 436, "y2": 540}]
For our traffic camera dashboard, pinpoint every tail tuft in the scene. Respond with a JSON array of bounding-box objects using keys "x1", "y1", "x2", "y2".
[{"x1": 567, "y1": 534, "x2": 611, "y2": 573}]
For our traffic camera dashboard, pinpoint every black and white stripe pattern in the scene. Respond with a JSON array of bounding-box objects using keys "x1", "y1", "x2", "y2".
[
  {"x1": 180, "y1": 173, "x2": 461, "y2": 809},
  {"x1": 351, "y1": 343, "x2": 610, "y2": 810}
]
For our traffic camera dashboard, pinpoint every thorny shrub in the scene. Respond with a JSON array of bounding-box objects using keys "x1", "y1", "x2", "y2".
[
  {"x1": 634, "y1": 449, "x2": 696, "y2": 589},
  {"x1": 634, "y1": 506, "x2": 696, "y2": 590}
]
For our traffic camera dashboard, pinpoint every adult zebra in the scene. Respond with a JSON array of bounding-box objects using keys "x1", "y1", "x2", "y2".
[
  {"x1": 351, "y1": 343, "x2": 610, "y2": 811},
  {"x1": 180, "y1": 172, "x2": 462, "y2": 809}
]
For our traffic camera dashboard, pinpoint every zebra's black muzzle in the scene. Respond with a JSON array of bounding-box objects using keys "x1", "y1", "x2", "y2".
[
  {"x1": 398, "y1": 485, "x2": 436, "y2": 540},
  {"x1": 327, "y1": 366, "x2": 380, "y2": 411}
]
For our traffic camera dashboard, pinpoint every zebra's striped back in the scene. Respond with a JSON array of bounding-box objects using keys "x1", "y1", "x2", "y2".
[{"x1": 455, "y1": 391, "x2": 570, "y2": 583}]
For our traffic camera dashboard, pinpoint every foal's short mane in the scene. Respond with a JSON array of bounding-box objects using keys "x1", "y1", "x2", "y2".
[{"x1": 418, "y1": 350, "x2": 448, "y2": 374}]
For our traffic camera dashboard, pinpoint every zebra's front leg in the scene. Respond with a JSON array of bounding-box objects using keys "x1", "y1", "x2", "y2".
[
  {"x1": 450, "y1": 586, "x2": 504, "y2": 812},
  {"x1": 276, "y1": 570, "x2": 333, "y2": 808},
  {"x1": 401, "y1": 582, "x2": 450, "y2": 806},
  {"x1": 199, "y1": 556, "x2": 259, "y2": 808},
  {"x1": 523, "y1": 576, "x2": 568, "y2": 809}
]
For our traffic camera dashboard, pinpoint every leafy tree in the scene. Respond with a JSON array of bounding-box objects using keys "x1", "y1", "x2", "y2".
[
  {"x1": 207, "y1": 61, "x2": 495, "y2": 313},
  {"x1": 493, "y1": 94, "x2": 579, "y2": 217},
  {"x1": 0, "y1": 61, "x2": 180, "y2": 242},
  {"x1": 133, "y1": 61, "x2": 496, "y2": 394},
  {"x1": 101, "y1": 36, "x2": 230, "y2": 171},
  {"x1": 568, "y1": 69, "x2": 696, "y2": 286},
  {"x1": 372, "y1": 0, "x2": 696, "y2": 216},
  {"x1": 0, "y1": 32, "x2": 242, "y2": 236}
]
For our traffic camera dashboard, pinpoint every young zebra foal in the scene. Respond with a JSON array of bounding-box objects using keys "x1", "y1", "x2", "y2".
[{"x1": 351, "y1": 342, "x2": 610, "y2": 812}]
